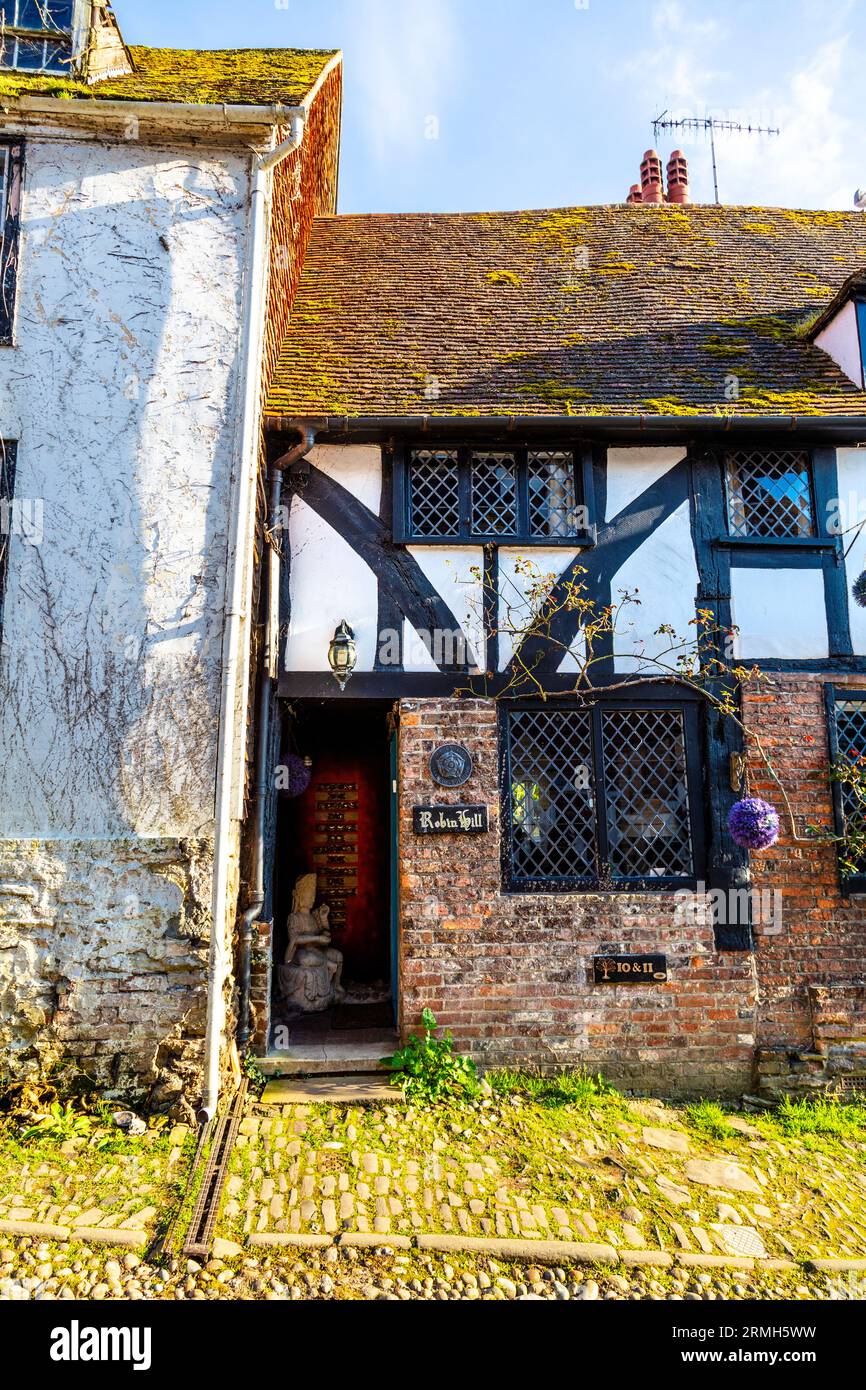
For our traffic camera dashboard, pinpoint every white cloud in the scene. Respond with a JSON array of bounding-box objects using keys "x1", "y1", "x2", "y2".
[
  {"x1": 718, "y1": 39, "x2": 854, "y2": 209},
  {"x1": 618, "y1": 1, "x2": 859, "y2": 209},
  {"x1": 353, "y1": 0, "x2": 460, "y2": 165}
]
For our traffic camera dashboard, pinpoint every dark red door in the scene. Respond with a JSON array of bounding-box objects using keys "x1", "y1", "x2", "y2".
[{"x1": 292, "y1": 740, "x2": 389, "y2": 983}]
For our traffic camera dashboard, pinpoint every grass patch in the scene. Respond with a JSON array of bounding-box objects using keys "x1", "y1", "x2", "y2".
[
  {"x1": 763, "y1": 1095, "x2": 866, "y2": 1142},
  {"x1": 487, "y1": 1067, "x2": 620, "y2": 1111},
  {"x1": 684, "y1": 1100, "x2": 735, "y2": 1141}
]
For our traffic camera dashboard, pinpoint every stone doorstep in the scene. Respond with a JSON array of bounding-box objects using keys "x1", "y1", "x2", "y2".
[
  {"x1": 260, "y1": 1074, "x2": 400, "y2": 1106},
  {"x1": 0, "y1": 1217, "x2": 149, "y2": 1249}
]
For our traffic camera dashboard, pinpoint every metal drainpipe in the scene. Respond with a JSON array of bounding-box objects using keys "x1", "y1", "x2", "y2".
[{"x1": 236, "y1": 425, "x2": 317, "y2": 1053}]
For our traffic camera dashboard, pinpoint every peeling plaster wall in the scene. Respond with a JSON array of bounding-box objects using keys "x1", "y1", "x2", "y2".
[
  {"x1": 0, "y1": 131, "x2": 254, "y2": 1096},
  {"x1": 0, "y1": 837, "x2": 213, "y2": 1114}
]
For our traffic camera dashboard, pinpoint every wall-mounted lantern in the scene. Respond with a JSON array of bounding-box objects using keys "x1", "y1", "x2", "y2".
[{"x1": 328, "y1": 620, "x2": 357, "y2": 691}]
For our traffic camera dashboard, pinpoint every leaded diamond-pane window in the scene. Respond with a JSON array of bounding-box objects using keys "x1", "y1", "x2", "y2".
[
  {"x1": 502, "y1": 701, "x2": 700, "y2": 891},
  {"x1": 507, "y1": 708, "x2": 596, "y2": 883},
  {"x1": 471, "y1": 452, "x2": 518, "y2": 536},
  {"x1": 725, "y1": 449, "x2": 815, "y2": 539},
  {"x1": 399, "y1": 445, "x2": 591, "y2": 544},
  {"x1": 601, "y1": 708, "x2": 694, "y2": 879},
  {"x1": 829, "y1": 692, "x2": 866, "y2": 883},
  {"x1": 0, "y1": 1, "x2": 74, "y2": 72},
  {"x1": 407, "y1": 450, "x2": 460, "y2": 538},
  {"x1": 528, "y1": 451, "x2": 579, "y2": 538}
]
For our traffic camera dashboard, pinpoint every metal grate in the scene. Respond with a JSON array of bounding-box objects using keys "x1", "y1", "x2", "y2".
[
  {"x1": 528, "y1": 451, "x2": 578, "y2": 538},
  {"x1": 182, "y1": 1079, "x2": 248, "y2": 1259},
  {"x1": 507, "y1": 708, "x2": 596, "y2": 883},
  {"x1": 725, "y1": 449, "x2": 815, "y2": 539},
  {"x1": 408, "y1": 449, "x2": 460, "y2": 537},
  {"x1": 833, "y1": 698, "x2": 866, "y2": 849},
  {"x1": 470, "y1": 451, "x2": 518, "y2": 535},
  {"x1": 601, "y1": 708, "x2": 694, "y2": 879},
  {"x1": 503, "y1": 703, "x2": 696, "y2": 888}
]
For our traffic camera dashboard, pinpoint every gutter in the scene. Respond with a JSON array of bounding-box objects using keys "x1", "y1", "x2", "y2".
[
  {"x1": 195, "y1": 56, "x2": 341, "y2": 1122},
  {"x1": 263, "y1": 412, "x2": 866, "y2": 443},
  {"x1": 198, "y1": 142, "x2": 313, "y2": 1124},
  {"x1": 236, "y1": 426, "x2": 317, "y2": 1054},
  {"x1": 198, "y1": 151, "x2": 270, "y2": 1124},
  {"x1": 2, "y1": 50, "x2": 343, "y2": 132}
]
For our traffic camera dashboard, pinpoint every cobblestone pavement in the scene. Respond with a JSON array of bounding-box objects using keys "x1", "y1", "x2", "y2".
[
  {"x1": 218, "y1": 1095, "x2": 866, "y2": 1266},
  {"x1": 0, "y1": 1124, "x2": 191, "y2": 1245},
  {"x1": 0, "y1": 1235, "x2": 857, "y2": 1301}
]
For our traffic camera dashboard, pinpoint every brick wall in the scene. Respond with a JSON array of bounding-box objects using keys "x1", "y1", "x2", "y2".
[
  {"x1": 0, "y1": 837, "x2": 212, "y2": 1116},
  {"x1": 397, "y1": 698, "x2": 758, "y2": 1097},
  {"x1": 744, "y1": 674, "x2": 866, "y2": 1088}
]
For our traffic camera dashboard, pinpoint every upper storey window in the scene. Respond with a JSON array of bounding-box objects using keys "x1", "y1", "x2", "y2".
[
  {"x1": 0, "y1": 1, "x2": 74, "y2": 73},
  {"x1": 724, "y1": 448, "x2": 815, "y2": 540},
  {"x1": 396, "y1": 446, "x2": 594, "y2": 545}
]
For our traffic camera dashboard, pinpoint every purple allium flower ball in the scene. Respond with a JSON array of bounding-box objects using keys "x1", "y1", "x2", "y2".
[
  {"x1": 853, "y1": 572, "x2": 866, "y2": 609},
  {"x1": 281, "y1": 753, "x2": 311, "y2": 799},
  {"x1": 728, "y1": 797, "x2": 780, "y2": 851}
]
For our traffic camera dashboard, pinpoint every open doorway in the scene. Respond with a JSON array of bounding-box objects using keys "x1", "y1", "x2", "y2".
[{"x1": 270, "y1": 701, "x2": 396, "y2": 1053}]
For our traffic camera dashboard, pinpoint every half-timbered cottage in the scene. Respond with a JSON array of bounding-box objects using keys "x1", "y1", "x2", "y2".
[
  {"x1": 257, "y1": 195, "x2": 866, "y2": 1099},
  {"x1": 2, "y1": 7, "x2": 866, "y2": 1113}
]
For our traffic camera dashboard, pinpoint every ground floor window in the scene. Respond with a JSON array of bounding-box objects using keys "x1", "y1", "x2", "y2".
[
  {"x1": 825, "y1": 686, "x2": 866, "y2": 892},
  {"x1": 501, "y1": 699, "x2": 704, "y2": 892}
]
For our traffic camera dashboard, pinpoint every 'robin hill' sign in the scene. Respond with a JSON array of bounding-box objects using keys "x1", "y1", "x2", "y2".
[{"x1": 413, "y1": 806, "x2": 489, "y2": 834}]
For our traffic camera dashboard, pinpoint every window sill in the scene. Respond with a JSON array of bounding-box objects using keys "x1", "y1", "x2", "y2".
[
  {"x1": 713, "y1": 536, "x2": 837, "y2": 552},
  {"x1": 403, "y1": 527, "x2": 597, "y2": 549},
  {"x1": 502, "y1": 878, "x2": 699, "y2": 897}
]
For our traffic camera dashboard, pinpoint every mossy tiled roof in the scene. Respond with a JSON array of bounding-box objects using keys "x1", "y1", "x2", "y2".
[
  {"x1": 265, "y1": 203, "x2": 866, "y2": 419},
  {"x1": 0, "y1": 46, "x2": 338, "y2": 107}
]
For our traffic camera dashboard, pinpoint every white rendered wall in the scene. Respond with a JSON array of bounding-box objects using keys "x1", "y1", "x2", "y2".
[
  {"x1": 497, "y1": 547, "x2": 584, "y2": 673},
  {"x1": 606, "y1": 448, "x2": 698, "y2": 674},
  {"x1": 731, "y1": 567, "x2": 828, "y2": 660},
  {"x1": 837, "y1": 447, "x2": 866, "y2": 655},
  {"x1": 284, "y1": 444, "x2": 488, "y2": 674},
  {"x1": 0, "y1": 134, "x2": 252, "y2": 838},
  {"x1": 814, "y1": 300, "x2": 863, "y2": 389}
]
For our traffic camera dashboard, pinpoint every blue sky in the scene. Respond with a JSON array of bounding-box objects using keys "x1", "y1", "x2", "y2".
[{"x1": 119, "y1": 0, "x2": 866, "y2": 215}]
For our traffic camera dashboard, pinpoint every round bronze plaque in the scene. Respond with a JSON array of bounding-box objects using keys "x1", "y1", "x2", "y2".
[{"x1": 430, "y1": 743, "x2": 473, "y2": 788}]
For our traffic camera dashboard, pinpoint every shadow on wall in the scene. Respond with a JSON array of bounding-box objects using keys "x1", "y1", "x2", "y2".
[{"x1": 0, "y1": 147, "x2": 250, "y2": 839}]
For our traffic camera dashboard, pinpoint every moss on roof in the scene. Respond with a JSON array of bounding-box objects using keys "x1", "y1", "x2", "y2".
[
  {"x1": 0, "y1": 45, "x2": 338, "y2": 107},
  {"x1": 265, "y1": 202, "x2": 866, "y2": 419}
]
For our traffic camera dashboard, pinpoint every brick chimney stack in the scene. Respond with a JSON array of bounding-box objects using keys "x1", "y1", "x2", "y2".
[{"x1": 627, "y1": 149, "x2": 690, "y2": 205}]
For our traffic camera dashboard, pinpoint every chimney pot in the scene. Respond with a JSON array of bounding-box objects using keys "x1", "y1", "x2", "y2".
[
  {"x1": 666, "y1": 149, "x2": 690, "y2": 205},
  {"x1": 627, "y1": 183, "x2": 642, "y2": 204},
  {"x1": 640, "y1": 148, "x2": 664, "y2": 204}
]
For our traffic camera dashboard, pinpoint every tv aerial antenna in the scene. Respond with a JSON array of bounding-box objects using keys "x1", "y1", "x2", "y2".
[{"x1": 651, "y1": 112, "x2": 781, "y2": 204}]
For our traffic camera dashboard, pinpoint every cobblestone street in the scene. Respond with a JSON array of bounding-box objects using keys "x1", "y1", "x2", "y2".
[{"x1": 216, "y1": 1091, "x2": 866, "y2": 1270}]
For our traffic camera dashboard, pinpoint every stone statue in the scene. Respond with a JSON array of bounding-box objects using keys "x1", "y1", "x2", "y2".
[{"x1": 278, "y1": 872, "x2": 344, "y2": 1014}]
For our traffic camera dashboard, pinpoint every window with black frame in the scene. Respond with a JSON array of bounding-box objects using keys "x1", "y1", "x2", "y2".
[
  {"x1": 0, "y1": 1, "x2": 74, "y2": 72},
  {"x1": 0, "y1": 441, "x2": 16, "y2": 640},
  {"x1": 0, "y1": 139, "x2": 23, "y2": 342},
  {"x1": 826, "y1": 688, "x2": 866, "y2": 890},
  {"x1": 724, "y1": 448, "x2": 815, "y2": 539},
  {"x1": 501, "y1": 701, "x2": 702, "y2": 891},
  {"x1": 399, "y1": 446, "x2": 591, "y2": 544}
]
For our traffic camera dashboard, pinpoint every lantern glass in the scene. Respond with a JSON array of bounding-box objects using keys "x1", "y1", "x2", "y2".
[{"x1": 328, "y1": 620, "x2": 357, "y2": 689}]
